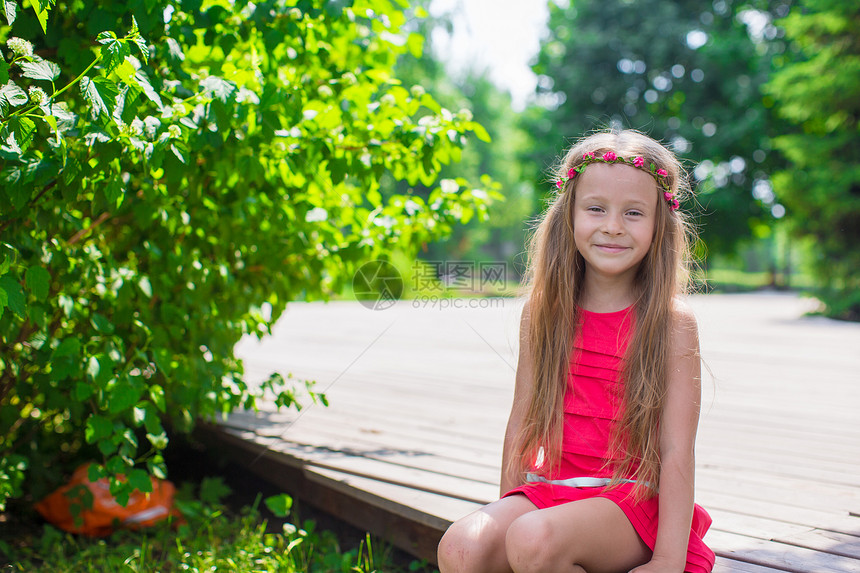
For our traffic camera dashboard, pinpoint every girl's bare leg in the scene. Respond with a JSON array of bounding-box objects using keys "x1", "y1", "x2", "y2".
[
  {"x1": 438, "y1": 494, "x2": 537, "y2": 573},
  {"x1": 505, "y1": 497, "x2": 652, "y2": 573}
]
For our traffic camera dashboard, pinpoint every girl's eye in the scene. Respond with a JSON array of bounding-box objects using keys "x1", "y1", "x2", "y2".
[
  {"x1": 587, "y1": 206, "x2": 604, "y2": 213},
  {"x1": 626, "y1": 210, "x2": 644, "y2": 217}
]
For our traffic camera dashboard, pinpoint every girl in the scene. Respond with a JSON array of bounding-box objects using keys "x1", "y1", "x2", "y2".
[{"x1": 437, "y1": 130, "x2": 715, "y2": 573}]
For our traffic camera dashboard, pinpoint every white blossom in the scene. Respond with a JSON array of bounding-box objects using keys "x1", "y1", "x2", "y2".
[
  {"x1": 28, "y1": 86, "x2": 47, "y2": 104},
  {"x1": 7, "y1": 37, "x2": 34, "y2": 57}
]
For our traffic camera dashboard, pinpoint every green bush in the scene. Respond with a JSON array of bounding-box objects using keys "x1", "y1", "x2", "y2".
[{"x1": 0, "y1": 0, "x2": 496, "y2": 508}]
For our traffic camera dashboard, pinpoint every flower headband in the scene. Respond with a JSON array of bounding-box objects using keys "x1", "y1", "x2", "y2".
[{"x1": 556, "y1": 151, "x2": 679, "y2": 211}]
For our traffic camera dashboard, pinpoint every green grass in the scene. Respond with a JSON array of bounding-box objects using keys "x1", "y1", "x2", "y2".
[{"x1": 2, "y1": 481, "x2": 435, "y2": 573}]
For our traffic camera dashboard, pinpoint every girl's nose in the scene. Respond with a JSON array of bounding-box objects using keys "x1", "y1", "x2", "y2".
[{"x1": 602, "y1": 212, "x2": 624, "y2": 234}]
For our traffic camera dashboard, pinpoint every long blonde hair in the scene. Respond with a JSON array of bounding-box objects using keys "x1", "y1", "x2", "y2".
[{"x1": 516, "y1": 129, "x2": 695, "y2": 501}]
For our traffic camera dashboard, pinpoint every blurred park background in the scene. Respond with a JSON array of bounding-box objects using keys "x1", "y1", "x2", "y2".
[{"x1": 1, "y1": 0, "x2": 858, "y2": 568}]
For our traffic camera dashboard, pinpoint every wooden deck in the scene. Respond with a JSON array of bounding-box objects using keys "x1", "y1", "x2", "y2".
[{"x1": 202, "y1": 293, "x2": 860, "y2": 572}]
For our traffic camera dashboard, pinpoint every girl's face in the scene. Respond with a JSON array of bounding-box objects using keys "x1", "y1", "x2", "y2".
[{"x1": 572, "y1": 163, "x2": 658, "y2": 286}]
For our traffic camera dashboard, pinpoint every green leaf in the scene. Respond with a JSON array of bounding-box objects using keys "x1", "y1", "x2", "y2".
[
  {"x1": 0, "y1": 59, "x2": 8, "y2": 85},
  {"x1": 199, "y1": 476, "x2": 231, "y2": 505},
  {"x1": 42, "y1": 101, "x2": 76, "y2": 134},
  {"x1": 145, "y1": 431, "x2": 168, "y2": 450},
  {"x1": 90, "y1": 353, "x2": 115, "y2": 387},
  {"x1": 80, "y1": 76, "x2": 119, "y2": 120},
  {"x1": 138, "y1": 275, "x2": 152, "y2": 297},
  {"x1": 147, "y1": 457, "x2": 167, "y2": 480},
  {"x1": 27, "y1": 0, "x2": 50, "y2": 34},
  {"x1": 102, "y1": 177, "x2": 123, "y2": 208},
  {"x1": 131, "y1": 69, "x2": 163, "y2": 108},
  {"x1": 2, "y1": 0, "x2": 16, "y2": 26},
  {"x1": 85, "y1": 415, "x2": 113, "y2": 444},
  {"x1": 25, "y1": 265, "x2": 50, "y2": 300},
  {"x1": 264, "y1": 493, "x2": 293, "y2": 518},
  {"x1": 98, "y1": 32, "x2": 130, "y2": 75},
  {"x1": 20, "y1": 59, "x2": 60, "y2": 81},
  {"x1": 127, "y1": 469, "x2": 152, "y2": 493},
  {"x1": 58, "y1": 293, "x2": 73, "y2": 317},
  {"x1": 74, "y1": 381, "x2": 95, "y2": 401},
  {"x1": 90, "y1": 313, "x2": 114, "y2": 333},
  {"x1": 108, "y1": 378, "x2": 145, "y2": 414},
  {"x1": 142, "y1": 403, "x2": 162, "y2": 435},
  {"x1": 129, "y1": 20, "x2": 149, "y2": 65},
  {"x1": 470, "y1": 122, "x2": 491, "y2": 143},
  {"x1": 200, "y1": 76, "x2": 237, "y2": 103},
  {"x1": 149, "y1": 384, "x2": 166, "y2": 412},
  {"x1": 113, "y1": 58, "x2": 136, "y2": 83},
  {"x1": 165, "y1": 37, "x2": 184, "y2": 62},
  {"x1": 0, "y1": 82, "x2": 28, "y2": 117},
  {"x1": 88, "y1": 464, "x2": 106, "y2": 483},
  {"x1": 28, "y1": 303, "x2": 46, "y2": 328},
  {"x1": 97, "y1": 437, "x2": 117, "y2": 456},
  {"x1": 4, "y1": 117, "x2": 36, "y2": 154},
  {"x1": 0, "y1": 276, "x2": 24, "y2": 317},
  {"x1": 53, "y1": 337, "x2": 81, "y2": 359},
  {"x1": 406, "y1": 32, "x2": 423, "y2": 59},
  {"x1": 96, "y1": 30, "x2": 117, "y2": 44},
  {"x1": 106, "y1": 455, "x2": 126, "y2": 477}
]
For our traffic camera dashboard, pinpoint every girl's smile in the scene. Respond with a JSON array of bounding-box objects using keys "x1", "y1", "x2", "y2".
[{"x1": 594, "y1": 243, "x2": 629, "y2": 252}]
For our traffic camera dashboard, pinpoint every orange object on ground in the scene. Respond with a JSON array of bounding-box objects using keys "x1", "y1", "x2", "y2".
[{"x1": 34, "y1": 464, "x2": 182, "y2": 536}]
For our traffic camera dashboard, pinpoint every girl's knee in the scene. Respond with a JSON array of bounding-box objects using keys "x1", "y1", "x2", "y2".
[
  {"x1": 505, "y1": 513, "x2": 561, "y2": 573},
  {"x1": 437, "y1": 517, "x2": 501, "y2": 573}
]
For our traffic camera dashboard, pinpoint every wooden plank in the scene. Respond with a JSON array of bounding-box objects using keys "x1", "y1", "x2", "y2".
[
  {"x1": 709, "y1": 508, "x2": 860, "y2": 560},
  {"x1": 775, "y1": 529, "x2": 860, "y2": 561},
  {"x1": 221, "y1": 409, "x2": 506, "y2": 471},
  {"x1": 696, "y1": 467, "x2": 860, "y2": 514},
  {"x1": 308, "y1": 466, "x2": 482, "y2": 530},
  {"x1": 712, "y1": 557, "x2": 794, "y2": 573},
  {"x1": 706, "y1": 530, "x2": 860, "y2": 573},
  {"x1": 699, "y1": 490, "x2": 860, "y2": 537},
  {"x1": 225, "y1": 423, "x2": 503, "y2": 486},
  {"x1": 708, "y1": 508, "x2": 814, "y2": 541},
  {"x1": 220, "y1": 427, "x2": 499, "y2": 504}
]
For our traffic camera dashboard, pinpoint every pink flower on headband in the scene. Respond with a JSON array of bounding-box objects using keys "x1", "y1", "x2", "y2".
[
  {"x1": 664, "y1": 192, "x2": 673, "y2": 201},
  {"x1": 556, "y1": 180, "x2": 564, "y2": 189},
  {"x1": 583, "y1": 152, "x2": 595, "y2": 160},
  {"x1": 633, "y1": 156, "x2": 645, "y2": 168},
  {"x1": 656, "y1": 168, "x2": 668, "y2": 177},
  {"x1": 602, "y1": 152, "x2": 617, "y2": 162},
  {"x1": 567, "y1": 168, "x2": 577, "y2": 179},
  {"x1": 671, "y1": 199, "x2": 680, "y2": 210}
]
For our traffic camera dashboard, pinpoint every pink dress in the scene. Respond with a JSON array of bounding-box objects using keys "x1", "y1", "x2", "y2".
[{"x1": 503, "y1": 306, "x2": 715, "y2": 573}]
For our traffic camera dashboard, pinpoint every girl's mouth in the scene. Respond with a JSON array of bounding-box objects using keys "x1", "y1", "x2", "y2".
[{"x1": 596, "y1": 244, "x2": 629, "y2": 253}]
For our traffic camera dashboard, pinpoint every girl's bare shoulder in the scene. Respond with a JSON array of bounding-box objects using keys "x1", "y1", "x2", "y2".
[{"x1": 670, "y1": 297, "x2": 699, "y2": 351}]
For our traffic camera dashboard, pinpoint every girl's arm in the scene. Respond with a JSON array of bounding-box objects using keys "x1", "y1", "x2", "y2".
[
  {"x1": 633, "y1": 304, "x2": 702, "y2": 573},
  {"x1": 500, "y1": 301, "x2": 535, "y2": 496}
]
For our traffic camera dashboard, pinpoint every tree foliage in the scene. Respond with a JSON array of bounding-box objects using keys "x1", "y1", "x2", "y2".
[
  {"x1": 528, "y1": 0, "x2": 791, "y2": 256},
  {"x1": 766, "y1": 0, "x2": 860, "y2": 318},
  {"x1": 0, "y1": 0, "x2": 494, "y2": 508},
  {"x1": 393, "y1": 3, "x2": 533, "y2": 272}
]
